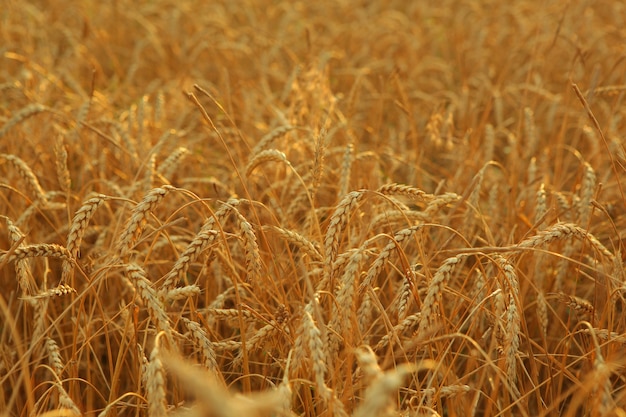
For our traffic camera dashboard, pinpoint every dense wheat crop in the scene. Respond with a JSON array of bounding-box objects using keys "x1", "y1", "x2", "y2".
[{"x1": 1, "y1": 0, "x2": 626, "y2": 416}]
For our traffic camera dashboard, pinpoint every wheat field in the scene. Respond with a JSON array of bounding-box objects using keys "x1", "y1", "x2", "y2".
[{"x1": 1, "y1": 0, "x2": 626, "y2": 416}]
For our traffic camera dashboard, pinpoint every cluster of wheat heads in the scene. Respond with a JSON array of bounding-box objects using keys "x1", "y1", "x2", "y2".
[{"x1": 2, "y1": 0, "x2": 626, "y2": 416}]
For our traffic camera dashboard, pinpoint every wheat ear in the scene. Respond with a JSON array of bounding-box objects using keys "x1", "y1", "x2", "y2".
[
  {"x1": 0, "y1": 153, "x2": 48, "y2": 203},
  {"x1": 589, "y1": 328, "x2": 613, "y2": 415},
  {"x1": 359, "y1": 225, "x2": 423, "y2": 293},
  {"x1": 321, "y1": 190, "x2": 364, "y2": 291},
  {"x1": 301, "y1": 301, "x2": 330, "y2": 400},
  {"x1": 516, "y1": 222, "x2": 614, "y2": 260},
  {"x1": 555, "y1": 292, "x2": 596, "y2": 320},
  {"x1": 418, "y1": 255, "x2": 466, "y2": 336},
  {"x1": 181, "y1": 317, "x2": 219, "y2": 373},
  {"x1": 328, "y1": 247, "x2": 363, "y2": 356},
  {"x1": 578, "y1": 162, "x2": 596, "y2": 226},
  {"x1": 27, "y1": 284, "x2": 77, "y2": 300},
  {"x1": 54, "y1": 137, "x2": 71, "y2": 194},
  {"x1": 145, "y1": 333, "x2": 167, "y2": 417},
  {"x1": 353, "y1": 360, "x2": 414, "y2": 417},
  {"x1": 0, "y1": 243, "x2": 73, "y2": 264},
  {"x1": 234, "y1": 318, "x2": 285, "y2": 366},
  {"x1": 2, "y1": 215, "x2": 34, "y2": 297},
  {"x1": 159, "y1": 201, "x2": 237, "y2": 294},
  {"x1": 245, "y1": 149, "x2": 291, "y2": 177},
  {"x1": 265, "y1": 225, "x2": 322, "y2": 262},
  {"x1": 117, "y1": 186, "x2": 173, "y2": 256},
  {"x1": 375, "y1": 313, "x2": 422, "y2": 351},
  {"x1": 338, "y1": 143, "x2": 354, "y2": 199},
  {"x1": 63, "y1": 193, "x2": 109, "y2": 282},
  {"x1": 503, "y1": 293, "x2": 521, "y2": 400},
  {"x1": 0, "y1": 103, "x2": 50, "y2": 138},
  {"x1": 126, "y1": 263, "x2": 172, "y2": 340},
  {"x1": 45, "y1": 337, "x2": 81, "y2": 415},
  {"x1": 233, "y1": 207, "x2": 263, "y2": 284},
  {"x1": 397, "y1": 267, "x2": 417, "y2": 320},
  {"x1": 157, "y1": 146, "x2": 189, "y2": 181}
]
